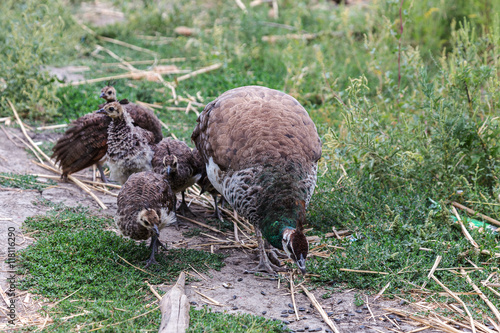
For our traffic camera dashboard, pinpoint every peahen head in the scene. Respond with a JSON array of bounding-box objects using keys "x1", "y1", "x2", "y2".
[
  {"x1": 282, "y1": 227, "x2": 308, "y2": 274},
  {"x1": 99, "y1": 86, "x2": 117, "y2": 102},
  {"x1": 137, "y1": 208, "x2": 161, "y2": 236}
]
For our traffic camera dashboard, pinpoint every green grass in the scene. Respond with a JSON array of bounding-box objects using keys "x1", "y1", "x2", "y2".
[
  {"x1": 0, "y1": 173, "x2": 56, "y2": 191},
  {"x1": 17, "y1": 204, "x2": 284, "y2": 332}
]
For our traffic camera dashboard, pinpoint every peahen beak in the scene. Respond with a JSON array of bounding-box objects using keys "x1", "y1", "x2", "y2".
[
  {"x1": 97, "y1": 108, "x2": 107, "y2": 114},
  {"x1": 153, "y1": 225, "x2": 160, "y2": 237},
  {"x1": 296, "y1": 254, "x2": 306, "y2": 275}
]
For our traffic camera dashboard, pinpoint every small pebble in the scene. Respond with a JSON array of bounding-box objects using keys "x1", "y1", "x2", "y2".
[
  {"x1": 237, "y1": 277, "x2": 243, "y2": 282},
  {"x1": 305, "y1": 326, "x2": 310, "y2": 330},
  {"x1": 347, "y1": 313, "x2": 355, "y2": 316},
  {"x1": 326, "y1": 330, "x2": 333, "y2": 333},
  {"x1": 306, "y1": 310, "x2": 311, "y2": 314},
  {"x1": 281, "y1": 314, "x2": 289, "y2": 318},
  {"x1": 399, "y1": 300, "x2": 406, "y2": 305},
  {"x1": 310, "y1": 303, "x2": 314, "y2": 308},
  {"x1": 302, "y1": 316, "x2": 307, "y2": 320},
  {"x1": 488, "y1": 326, "x2": 495, "y2": 330},
  {"x1": 232, "y1": 306, "x2": 238, "y2": 310},
  {"x1": 337, "y1": 300, "x2": 343, "y2": 304},
  {"x1": 334, "y1": 318, "x2": 341, "y2": 323},
  {"x1": 362, "y1": 306, "x2": 368, "y2": 310},
  {"x1": 320, "y1": 319, "x2": 324, "y2": 323},
  {"x1": 360, "y1": 325, "x2": 366, "y2": 329},
  {"x1": 261, "y1": 291, "x2": 266, "y2": 296},
  {"x1": 355, "y1": 309, "x2": 362, "y2": 313},
  {"x1": 298, "y1": 307, "x2": 306, "y2": 311},
  {"x1": 288, "y1": 303, "x2": 294, "y2": 308},
  {"x1": 395, "y1": 318, "x2": 402, "y2": 323},
  {"x1": 288, "y1": 309, "x2": 294, "y2": 314},
  {"x1": 262, "y1": 311, "x2": 267, "y2": 315},
  {"x1": 296, "y1": 330, "x2": 305, "y2": 333},
  {"x1": 189, "y1": 301, "x2": 197, "y2": 306},
  {"x1": 310, "y1": 328, "x2": 322, "y2": 332},
  {"x1": 327, "y1": 311, "x2": 334, "y2": 316},
  {"x1": 283, "y1": 320, "x2": 290, "y2": 325},
  {"x1": 282, "y1": 310, "x2": 288, "y2": 314},
  {"x1": 388, "y1": 314, "x2": 395, "y2": 319},
  {"x1": 233, "y1": 295, "x2": 237, "y2": 299}
]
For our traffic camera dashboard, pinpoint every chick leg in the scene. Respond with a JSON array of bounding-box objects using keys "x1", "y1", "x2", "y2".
[
  {"x1": 144, "y1": 234, "x2": 168, "y2": 268},
  {"x1": 177, "y1": 191, "x2": 197, "y2": 217}
]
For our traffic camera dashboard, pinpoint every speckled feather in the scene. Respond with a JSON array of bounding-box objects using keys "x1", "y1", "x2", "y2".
[
  {"x1": 116, "y1": 171, "x2": 176, "y2": 240},
  {"x1": 192, "y1": 86, "x2": 321, "y2": 251},
  {"x1": 151, "y1": 138, "x2": 204, "y2": 193},
  {"x1": 105, "y1": 102, "x2": 156, "y2": 184},
  {"x1": 51, "y1": 112, "x2": 110, "y2": 178}
]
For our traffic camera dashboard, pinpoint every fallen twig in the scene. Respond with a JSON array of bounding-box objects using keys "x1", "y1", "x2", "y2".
[
  {"x1": 289, "y1": 272, "x2": 300, "y2": 321},
  {"x1": 451, "y1": 206, "x2": 479, "y2": 248},
  {"x1": 452, "y1": 202, "x2": 500, "y2": 227},
  {"x1": 300, "y1": 285, "x2": 340, "y2": 333}
]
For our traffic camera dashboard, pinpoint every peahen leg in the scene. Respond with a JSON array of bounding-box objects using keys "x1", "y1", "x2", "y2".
[
  {"x1": 177, "y1": 191, "x2": 196, "y2": 217},
  {"x1": 144, "y1": 233, "x2": 168, "y2": 268},
  {"x1": 247, "y1": 229, "x2": 287, "y2": 275},
  {"x1": 96, "y1": 162, "x2": 109, "y2": 183}
]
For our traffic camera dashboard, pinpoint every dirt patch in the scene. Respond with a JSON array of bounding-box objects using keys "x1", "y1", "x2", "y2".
[{"x1": 0, "y1": 125, "x2": 434, "y2": 332}]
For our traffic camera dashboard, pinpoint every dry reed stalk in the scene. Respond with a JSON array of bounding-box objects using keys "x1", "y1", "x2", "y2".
[
  {"x1": 102, "y1": 57, "x2": 193, "y2": 66},
  {"x1": 374, "y1": 282, "x2": 391, "y2": 300},
  {"x1": 340, "y1": 268, "x2": 389, "y2": 275},
  {"x1": 9, "y1": 100, "x2": 107, "y2": 209},
  {"x1": 177, "y1": 215, "x2": 224, "y2": 234},
  {"x1": 36, "y1": 124, "x2": 68, "y2": 130},
  {"x1": 234, "y1": 0, "x2": 247, "y2": 12},
  {"x1": 422, "y1": 255, "x2": 442, "y2": 289},
  {"x1": 193, "y1": 290, "x2": 223, "y2": 306},
  {"x1": 451, "y1": 206, "x2": 479, "y2": 248},
  {"x1": 262, "y1": 33, "x2": 318, "y2": 43},
  {"x1": 300, "y1": 285, "x2": 340, "y2": 333},
  {"x1": 97, "y1": 36, "x2": 157, "y2": 57},
  {"x1": 173, "y1": 63, "x2": 222, "y2": 84},
  {"x1": 99, "y1": 45, "x2": 138, "y2": 72},
  {"x1": 461, "y1": 268, "x2": 500, "y2": 324},
  {"x1": 430, "y1": 275, "x2": 476, "y2": 333},
  {"x1": 145, "y1": 281, "x2": 162, "y2": 301},
  {"x1": 289, "y1": 272, "x2": 300, "y2": 321},
  {"x1": 452, "y1": 202, "x2": 500, "y2": 227}
]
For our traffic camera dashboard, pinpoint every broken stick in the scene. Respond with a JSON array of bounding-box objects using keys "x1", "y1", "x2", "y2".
[{"x1": 158, "y1": 272, "x2": 189, "y2": 333}]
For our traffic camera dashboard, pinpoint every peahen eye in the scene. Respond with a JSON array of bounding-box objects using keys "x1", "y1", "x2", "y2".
[{"x1": 109, "y1": 107, "x2": 115, "y2": 111}]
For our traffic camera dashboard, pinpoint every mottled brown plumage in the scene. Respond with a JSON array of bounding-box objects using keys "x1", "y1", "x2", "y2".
[
  {"x1": 51, "y1": 112, "x2": 111, "y2": 182},
  {"x1": 192, "y1": 86, "x2": 322, "y2": 274},
  {"x1": 51, "y1": 85, "x2": 163, "y2": 181},
  {"x1": 116, "y1": 171, "x2": 176, "y2": 266},
  {"x1": 98, "y1": 101, "x2": 156, "y2": 185},
  {"x1": 152, "y1": 138, "x2": 203, "y2": 218}
]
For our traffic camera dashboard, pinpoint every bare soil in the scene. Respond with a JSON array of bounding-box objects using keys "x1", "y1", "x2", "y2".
[{"x1": 0, "y1": 126, "x2": 436, "y2": 333}]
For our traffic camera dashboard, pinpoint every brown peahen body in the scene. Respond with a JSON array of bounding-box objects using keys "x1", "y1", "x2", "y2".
[{"x1": 192, "y1": 86, "x2": 322, "y2": 274}]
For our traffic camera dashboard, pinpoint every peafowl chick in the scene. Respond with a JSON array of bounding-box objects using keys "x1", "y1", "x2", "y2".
[
  {"x1": 151, "y1": 138, "x2": 203, "y2": 219},
  {"x1": 99, "y1": 85, "x2": 163, "y2": 143},
  {"x1": 52, "y1": 85, "x2": 163, "y2": 182},
  {"x1": 116, "y1": 171, "x2": 176, "y2": 267},
  {"x1": 98, "y1": 101, "x2": 156, "y2": 185},
  {"x1": 192, "y1": 86, "x2": 322, "y2": 274}
]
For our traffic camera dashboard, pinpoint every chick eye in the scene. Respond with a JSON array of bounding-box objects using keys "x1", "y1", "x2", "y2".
[
  {"x1": 109, "y1": 107, "x2": 115, "y2": 111},
  {"x1": 144, "y1": 220, "x2": 150, "y2": 226},
  {"x1": 108, "y1": 91, "x2": 112, "y2": 95}
]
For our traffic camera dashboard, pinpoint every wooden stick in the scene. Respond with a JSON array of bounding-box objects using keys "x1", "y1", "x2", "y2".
[
  {"x1": 430, "y1": 274, "x2": 476, "y2": 333},
  {"x1": 366, "y1": 297, "x2": 376, "y2": 321},
  {"x1": 452, "y1": 202, "x2": 500, "y2": 227},
  {"x1": 374, "y1": 282, "x2": 391, "y2": 300},
  {"x1": 289, "y1": 272, "x2": 300, "y2": 321},
  {"x1": 422, "y1": 255, "x2": 442, "y2": 289},
  {"x1": 300, "y1": 285, "x2": 340, "y2": 333},
  {"x1": 102, "y1": 57, "x2": 194, "y2": 66},
  {"x1": 234, "y1": 0, "x2": 248, "y2": 12},
  {"x1": 174, "y1": 63, "x2": 222, "y2": 84},
  {"x1": 339, "y1": 268, "x2": 389, "y2": 275},
  {"x1": 451, "y1": 206, "x2": 479, "y2": 248},
  {"x1": 461, "y1": 268, "x2": 500, "y2": 324},
  {"x1": 158, "y1": 272, "x2": 189, "y2": 333}
]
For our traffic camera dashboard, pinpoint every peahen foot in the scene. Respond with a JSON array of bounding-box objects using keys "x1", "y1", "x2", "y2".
[
  {"x1": 247, "y1": 229, "x2": 287, "y2": 275},
  {"x1": 177, "y1": 191, "x2": 196, "y2": 217},
  {"x1": 144, "y1": 233, "x2": 168, "y2": 268}
]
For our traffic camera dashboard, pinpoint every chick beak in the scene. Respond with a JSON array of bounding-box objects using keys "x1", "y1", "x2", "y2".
[
  {"x1": 296, "y1": 254, "x2": 306, "y2": 275},
  {"x1": 97, "y1": 108, "x2": 107, "y2": 114},
  {"x1": 153, "y1": 225, "x2": 160, "y2": 237},
  {"x1": 166, "y1": 166, "x2": 172, "y2": 176},
  {"x1": 99, "y1": 92, "x2": 105, "y2": 98}
]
